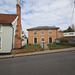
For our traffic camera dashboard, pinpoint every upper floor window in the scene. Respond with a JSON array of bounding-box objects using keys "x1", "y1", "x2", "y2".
[
  {"x1": 41, "y1": 30, "x2": 44, "y2": 35},
  {"x1": 34, "y1": 30, "x2": 37, "y2": 35},
  {"x1": 0, "y1": 25, "x2": 2, "y2": 32},
  {"x1": 49, "y1": 30, "x2": 52, "y2": 34}
]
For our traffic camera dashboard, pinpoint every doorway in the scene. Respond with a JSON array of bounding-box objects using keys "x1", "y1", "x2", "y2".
[
  {"x1": 49, "y1": 37, "x2": 52, "y2": 43},
  {"x1": 34, "y1": 38, "x2": 37, "y2": 44}
]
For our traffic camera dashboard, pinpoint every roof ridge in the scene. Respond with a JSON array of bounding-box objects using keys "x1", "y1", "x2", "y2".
[{"x1": 0, "y1": 14, "x2": 17, "y2": 15}]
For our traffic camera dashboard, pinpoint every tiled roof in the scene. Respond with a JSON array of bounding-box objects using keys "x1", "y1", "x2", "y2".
[
  {"x1": 27, "y1": 26, "x2": 59, "y2": 30},
  {"x1": 0, "y1": 14, "x2": 17, "y2": 23}
]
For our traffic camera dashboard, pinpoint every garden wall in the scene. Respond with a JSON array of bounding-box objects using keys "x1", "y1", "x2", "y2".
[{"x1": 12, "y1": 48, "x2": 44, "y2": 54}]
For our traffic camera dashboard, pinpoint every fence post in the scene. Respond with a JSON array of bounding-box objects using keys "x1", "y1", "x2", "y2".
[
  {"x1": 50, "y1": 43, "x2": 51, "y2": 50},
  {"x1": 43, "y1": 42, "x2": 44, "y2": 49}
]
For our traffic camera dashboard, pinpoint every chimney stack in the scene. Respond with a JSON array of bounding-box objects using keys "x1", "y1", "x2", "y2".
[{"x1": 14, "y1": 0, "x2": 21, "y2": 48}]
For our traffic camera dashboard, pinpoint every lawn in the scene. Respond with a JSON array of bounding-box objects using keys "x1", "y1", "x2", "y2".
[
  {"x1": 47, "y1": 44, "x2": 68, "y2": 49},
  {"x1": 24, "y1": 44, "x2": 42, "y2": 49}
]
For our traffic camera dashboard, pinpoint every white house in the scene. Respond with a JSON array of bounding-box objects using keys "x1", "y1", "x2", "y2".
[
  {"x1": 0, "y1": 0, "x2": 23, "y2": 53},
  {"x1": 63, "y1": 32, "x2": 75, "y2": 44},
  {"x1": 22, "y1": 31, "x2": 27, "y2": 47},
  {"x1": 0, "y1": 14, "x2": 18, "y2": 53}
]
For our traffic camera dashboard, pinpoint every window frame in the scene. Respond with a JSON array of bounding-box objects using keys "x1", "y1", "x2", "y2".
[
  {"x1": 41, "y1": 37, "x2": 44, "y2": 42},
  {"x1": 49, "y1": 30, "x2": 52, "y2": 34},
  {"x1": 34, "y1": 30, "x2": 37, "y2": 35},
  {"x1": 41, "y1": 30, "x2": 44, "y2": 35}
]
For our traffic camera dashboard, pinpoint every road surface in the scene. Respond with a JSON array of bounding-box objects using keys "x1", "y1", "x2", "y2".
[{"x1": 0, "y1": 50, "x2": 75, "y2": 75}]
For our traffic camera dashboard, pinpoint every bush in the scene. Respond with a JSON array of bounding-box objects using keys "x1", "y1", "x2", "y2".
[{"x1": 60, "y1": 38, "x2": 68, "y2": 43}]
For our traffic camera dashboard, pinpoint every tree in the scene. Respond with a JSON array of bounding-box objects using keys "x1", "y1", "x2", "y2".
[{"x1": 63, "y1": 26, "x2": 74, "y2": 32}]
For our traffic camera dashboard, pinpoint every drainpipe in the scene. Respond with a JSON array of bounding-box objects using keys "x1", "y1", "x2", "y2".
[{"x1": 12, "y1": 26, "x2": 14, "y2": 50}]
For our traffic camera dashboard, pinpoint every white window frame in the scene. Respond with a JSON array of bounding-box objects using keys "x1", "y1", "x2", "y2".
[
  {"x1": 49, "y1": 30, "x2": 52, "y2": 34},
  {"x1": 0, "y1": 24, "x2": 2, "y2": 32},
  {"x1": 41, "y1": 30, "x2": 44, "y2": 35},
  {"x1": 41, "y1": 37, "x2": 44, "y2": 42},
  {"x1": 34, "y1": 30, "x2": 37, "y2": 35},
  {"x1": 0, "y1": 38, "x2": 2, "y2": 50}
]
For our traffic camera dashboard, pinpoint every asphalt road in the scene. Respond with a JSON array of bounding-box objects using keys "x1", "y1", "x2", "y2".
[{"x1": 0, "y1": 51, "x2": 75, "y2": 75}]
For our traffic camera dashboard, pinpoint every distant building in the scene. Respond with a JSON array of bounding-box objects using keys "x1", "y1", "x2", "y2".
[
  {"x1": 63, "y1": 32, "x2": 75, "y2": 44},
  {"x1": 27, "y1": 26, "x2": 59, "y2": 44},
  {"x1": 22, "y1": 31, "x2": 27, "y2": 46}
]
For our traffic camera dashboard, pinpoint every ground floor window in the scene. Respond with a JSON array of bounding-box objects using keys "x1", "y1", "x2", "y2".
[
  {"x1": 41, "y1": 37, "x2": 44, "y2": 42},
  {"x1": 0, "y1": 38, "x2": 1, "y2": 49}
]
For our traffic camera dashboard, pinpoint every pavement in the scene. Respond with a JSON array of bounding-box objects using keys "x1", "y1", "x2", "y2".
[{"x1": 0, "y1": 47, "x2": 75, "y2": 59}]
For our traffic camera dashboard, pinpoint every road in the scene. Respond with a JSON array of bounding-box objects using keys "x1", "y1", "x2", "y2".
[{"x1": 0, "y1": 51, "x2": 75, "y2": 75}]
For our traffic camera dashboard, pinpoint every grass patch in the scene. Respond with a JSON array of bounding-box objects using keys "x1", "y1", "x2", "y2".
[
  {"x1": 47, "y1": 44, "x2": 69, "y2": 50},
  {"x1": 24, "y1": 44, "x2": 42, "y2": 49}
]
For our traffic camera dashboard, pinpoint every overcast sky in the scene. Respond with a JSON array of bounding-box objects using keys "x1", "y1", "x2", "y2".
[{"x1": 0, "y1": 0, "x2": 75, "y2": 36}]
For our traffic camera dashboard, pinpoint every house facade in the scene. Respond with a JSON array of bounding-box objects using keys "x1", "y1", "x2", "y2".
[
  {"x1": 0, "y1": 0, "x2": 22, "y2": 53},
  {"x1": 63, "y1": 32, "x2": 75, "y2": 44},
  {"x1": 58, "y1": 31, "x2": 64, "y2": 38},
  {"x1": 27, "y1": 26, "x2": 59, "y2": 44}
]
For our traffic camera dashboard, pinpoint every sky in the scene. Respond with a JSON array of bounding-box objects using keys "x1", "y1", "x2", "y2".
[{"x1": 0, "y1": 0, "x2": 75, "y2": 36}]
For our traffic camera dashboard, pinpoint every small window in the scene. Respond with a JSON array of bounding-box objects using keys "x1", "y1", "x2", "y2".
[
  {"x1": 0, "y1": 25, "x2": 2, "y2": 32},
  {"x1": 34, "y1": 30, "x2": 37, "y2": 35},
  {"x1": 0, "y1": 38, "x2": 1, "y2": 49},
  {"x1": 49, "y1": 30, "x2": 52, "y2": 34},
  {"x1": 41, "y1": 30, "x2": 44, "y2": 35},
  {"x1": 69, "y1": 33, "x2": 73, "y2": 35},
  {"x1": 41, "y1": 37, "x2": 44, "y2": 42}
]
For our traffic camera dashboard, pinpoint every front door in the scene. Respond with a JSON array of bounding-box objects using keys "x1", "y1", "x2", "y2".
[
  {"x1": 49, "y1": 37, "x2": 52, "y2": 43},
  {"x1": 34, "y1": 38, "x2": 37, "y2": 44}
]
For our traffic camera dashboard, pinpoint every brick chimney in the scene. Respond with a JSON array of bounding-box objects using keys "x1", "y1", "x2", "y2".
[{"x1": 14, "y1": 0, "x2": 21, "y2": 48}]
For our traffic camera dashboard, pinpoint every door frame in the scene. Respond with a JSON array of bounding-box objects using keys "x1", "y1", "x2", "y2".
[
  {"x1": 33, "y1": 37, "x2": 38, "y2": 44},
  {"x1": 48, "y1": 37, "x2": 52, "y2": 44}
]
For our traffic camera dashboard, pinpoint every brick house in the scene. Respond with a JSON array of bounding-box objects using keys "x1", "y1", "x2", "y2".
[
  {"x1": 27, "y1": 26, "x2": 59, "y2": 44},
  {"x1": 58, "y1": 30, "x2": 64, "y2": 38}
]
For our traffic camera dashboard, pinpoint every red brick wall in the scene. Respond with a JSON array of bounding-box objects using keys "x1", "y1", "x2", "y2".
[
  {"x1": 12, "y1": 48, "x2": 43, "y2": 54},
  {"x1": 14, "y1": 4, "x2": 21, "y2": 48},
  {"x1": 58, "y1": 32, "x2": 64, "y2": 38},
  {"x1": 28, "y1": 29, "x2": 58, "y2": 44}
]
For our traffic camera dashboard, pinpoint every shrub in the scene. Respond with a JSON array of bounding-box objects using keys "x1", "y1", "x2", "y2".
[{"x1": 60, "y1": 38, "x2": 68, "y2": 43}]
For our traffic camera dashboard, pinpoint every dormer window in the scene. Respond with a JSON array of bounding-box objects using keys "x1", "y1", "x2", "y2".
[
  {"x1": 49, "y1": 30, "x2": 52, "y2": 34},
  {"x1": 41, "y1": 30, "x2": 44, "y2": 35},
  {"x1": 34, "y1": 30, "x2": 37, "y2": 35}
]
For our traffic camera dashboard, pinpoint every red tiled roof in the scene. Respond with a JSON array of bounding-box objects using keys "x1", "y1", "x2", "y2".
[{"x1": 0, "y1": 14, "x2": 17, "y2": 23}]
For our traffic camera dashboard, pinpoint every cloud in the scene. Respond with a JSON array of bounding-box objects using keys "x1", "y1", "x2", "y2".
[{"x1": 0, "y1": 0, "x2": 74, "y2": 37}]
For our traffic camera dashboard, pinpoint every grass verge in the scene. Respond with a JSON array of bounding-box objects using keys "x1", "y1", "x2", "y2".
[
  {"x1": 47, "y1": 44, "x2": 70, "y2": 50},
  {"x1": 24, "y1": 44, "x2": 42, "y2": 49}
]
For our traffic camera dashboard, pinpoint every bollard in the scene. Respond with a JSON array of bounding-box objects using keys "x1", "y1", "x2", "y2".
[
  {"x1": 50, "y1": 43, "x2": 51, "y2": 50},
  {"x1": 43, "y1": 42, "x2": 44, "y2": 49}
]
